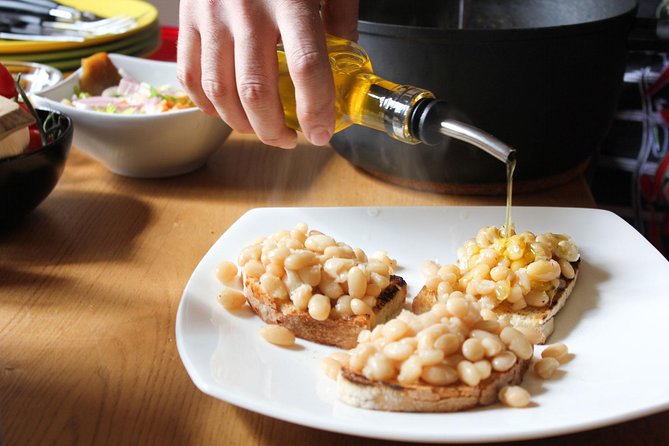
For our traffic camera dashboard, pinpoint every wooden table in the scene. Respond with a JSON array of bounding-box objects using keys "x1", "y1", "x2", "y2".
[{"x1": 1, "y1": 133, "x2": 667, "y2": 445}]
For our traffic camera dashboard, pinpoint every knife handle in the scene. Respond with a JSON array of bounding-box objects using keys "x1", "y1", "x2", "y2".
[
  {"x1": 20, "y1": 0, "x2": 88, "y2": 22},
  {"x1": 15, "y1": 0, "x2": 83, "y2": 20},
  {"x1": 0, "y1": 0, "x2": 52, "y2": 20},
  {"x1": 0, "y1": 0, "x2": 79, "y2": 21},
  {"x1": 15, "y1": 0, "x2": 57, "y2": 8},
  {"x1": 0, "y1": 11, "x2": 41, "y2": 24}
]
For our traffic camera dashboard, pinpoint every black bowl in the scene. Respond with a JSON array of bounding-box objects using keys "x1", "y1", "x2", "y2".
[{"x1": 0, "y1": 109, "x2": 73, "y2": 225}]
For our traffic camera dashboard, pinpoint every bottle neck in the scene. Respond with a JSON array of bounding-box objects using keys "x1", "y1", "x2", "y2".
[
  {"x1": 347, "y1": 74, "x2": 434, "y2": 144},
  {"x1": 352, "y1": 78, "x2": 514, "y2": 162}
]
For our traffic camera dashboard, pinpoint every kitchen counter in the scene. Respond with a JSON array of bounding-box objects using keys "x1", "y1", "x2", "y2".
[{"x1": 1, "y1": 133, "x2": 667, "y2": 445}]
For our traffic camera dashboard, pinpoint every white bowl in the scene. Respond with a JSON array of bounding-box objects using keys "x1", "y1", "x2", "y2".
[
  {"x1": 32, "y1": 54, "x2": 232, "y2": 178},
  {"x1": 2, "y1": 60, "x2": 63, "y2": 93}
]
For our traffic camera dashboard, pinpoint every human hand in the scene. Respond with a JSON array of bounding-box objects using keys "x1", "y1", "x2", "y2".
[{"x1": 177, "y1": 0, "x2": 359, "y2": 149}]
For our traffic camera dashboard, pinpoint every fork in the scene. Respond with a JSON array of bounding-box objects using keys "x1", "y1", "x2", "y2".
[
  {"x1": 0, "y1": 0, "x2": 137, "y2": 32},
  {"x1": 41, "y1": 15, "x2": 137, "y2": 36},
  {"x1": 0, "y1": 9, "x2": 137, "y2": 42}
]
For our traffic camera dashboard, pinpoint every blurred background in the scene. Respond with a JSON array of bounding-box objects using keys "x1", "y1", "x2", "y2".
[
  {"x1": 49, "y1": 0, "x2": 669, "y2": 259},
  {"x1": 143, "y1": 0, "x2": 669, "y2": 257},
  {"x1": 2, "y1": 0, "x2": 668, "y2": 258},
  {"x1": 147, "y1": 0, "x2": 177, "y2": 27},
  {"x1": 590, "y1": 0, "x2": 669, "y2": 258}
]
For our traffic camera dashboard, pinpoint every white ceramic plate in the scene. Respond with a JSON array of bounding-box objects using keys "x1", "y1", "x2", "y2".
[{"x1": 176, "y1": 206, "x2": 669, "y2": 443}]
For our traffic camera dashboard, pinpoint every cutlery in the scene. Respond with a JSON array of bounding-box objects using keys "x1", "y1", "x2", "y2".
[
  {"x1": 0, "y1": 10, "x2": 136, "y2": 41},
  {"x1": 0, "y1": 30, "x2": 84, "y2": 42},
  {"x1": 0, "y1": 0, "x2": 102, "y2": 23},
  {"x1": 42, "y1": 15, "x2": 137, "y2": 34},
  {"x1": 15, "y1": 0, "x2": 100, "y2": 22},
  {"x1": 0, "y1": 0, "x2": 75, "y2": 22}
]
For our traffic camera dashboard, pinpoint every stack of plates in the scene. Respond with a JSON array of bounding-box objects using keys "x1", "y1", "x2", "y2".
[{"x1": 0, "y1": 0, "x2": 160, "y2": 71}]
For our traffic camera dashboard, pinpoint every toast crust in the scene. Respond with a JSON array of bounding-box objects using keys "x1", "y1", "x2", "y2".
[
  {"x1": 244, "y1": 274, "x2": 407, "y2": 349},
  {"x1": 337, "y1": 358, "x2": 531, "y2": 412},
  {"x1": 412, "y1": 261, "x2": 580, "y2": 344}
]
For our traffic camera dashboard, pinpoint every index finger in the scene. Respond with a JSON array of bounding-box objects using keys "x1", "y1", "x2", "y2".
[
  {"x1": 276, "y1": 2, "x2": 335, "y2": 146},
  {"x1": 322, "y1": 0, "x2": 359, "y2": 41}
]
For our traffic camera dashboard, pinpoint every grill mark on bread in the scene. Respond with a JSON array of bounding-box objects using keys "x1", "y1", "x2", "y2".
[{"x1": 377, "y1": 275, "x2": 406, "y2": 308}]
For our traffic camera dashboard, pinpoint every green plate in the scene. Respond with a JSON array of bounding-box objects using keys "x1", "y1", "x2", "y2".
[{"x1": 42, "y1": 34, "x2": 161, "y2": 71}]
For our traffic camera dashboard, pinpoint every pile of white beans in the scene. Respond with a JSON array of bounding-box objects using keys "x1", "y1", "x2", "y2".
[
  {"x1": 333, "y1": 293, "x2": 532, "y2": 389},
  {"x1": 217, "y1": 224, "x2": 574, "y2": 407},
  {"x1": 421, "y1": 226, "x2": 580, "y2": 314},
  {"x1": 236, "y1": 223, "x2": 397, "y2": 322},
  {"x1": 324, "y1": 292, "x2": 571, "y2": 408}
]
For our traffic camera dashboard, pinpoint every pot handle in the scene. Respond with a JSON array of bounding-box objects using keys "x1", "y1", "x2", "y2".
[{"x1": 628, "y1": 17, "x2": 669, "y2": 51}]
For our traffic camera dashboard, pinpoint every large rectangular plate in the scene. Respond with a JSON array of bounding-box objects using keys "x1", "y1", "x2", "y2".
[{"x1": 176, "y1": 206, "x2": 669, "y2": 443}]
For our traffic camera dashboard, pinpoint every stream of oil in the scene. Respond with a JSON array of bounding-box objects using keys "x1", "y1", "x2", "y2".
[{"x1": 504, "y1": 154, "x2": 516, "y2": 237}]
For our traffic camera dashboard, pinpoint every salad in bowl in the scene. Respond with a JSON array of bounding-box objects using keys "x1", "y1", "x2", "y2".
[
  {"x1": 32, "y1": 53, "x2": 232, "y2": 178},
  {"x1": 62, "y1": 53, "x2": 195, "y2": 115}
]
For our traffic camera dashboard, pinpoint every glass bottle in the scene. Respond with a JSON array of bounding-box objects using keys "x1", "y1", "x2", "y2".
[{"x1": 277, "y1": 35, "x2": 513, "y2": 163}]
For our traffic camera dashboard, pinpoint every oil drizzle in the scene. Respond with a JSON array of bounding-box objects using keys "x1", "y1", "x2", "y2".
[{"x1": 504, "y1": 151, "x2": 516, "y2": 237}]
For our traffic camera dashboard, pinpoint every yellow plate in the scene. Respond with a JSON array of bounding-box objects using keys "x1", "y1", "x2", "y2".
[
  {"x1": 1, "y1": 26, "x2": 161, "y2": 71},
  {"x1": 0, "y1": 0, "x2": 158, "y2": 54},
  {"x1": 0, "y1": 22, "x2": 159, "y2": 62}
]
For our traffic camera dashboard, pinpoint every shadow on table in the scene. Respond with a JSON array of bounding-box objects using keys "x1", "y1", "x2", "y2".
[
  {"x1": 0, "y1": 265, "x2": 73, "y2": 288},
  {"x1": 0, "y1": 189, "x2": 151, "y2": 266},
  {"x1": 101, "y1": 137, "x2": 335, "y2": 202}
]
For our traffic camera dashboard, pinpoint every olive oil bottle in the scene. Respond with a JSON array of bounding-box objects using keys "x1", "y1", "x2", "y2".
[
  {"x1": 278, "y1": 35, "x2": 433, "y2": 143},
  {"x1": 276, "y1": 35, "x2": 514, "y2": 163}
]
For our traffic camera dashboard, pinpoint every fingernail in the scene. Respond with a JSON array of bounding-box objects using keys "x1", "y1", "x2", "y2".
[
  {"x1": 308, "y1": 128, "x2": 332, "y2": 146},
  {"x1": 280, "y1": 135, "x2": 298, "y2": 149}
]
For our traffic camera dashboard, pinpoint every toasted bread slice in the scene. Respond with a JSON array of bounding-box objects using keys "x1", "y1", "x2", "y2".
[
  {"x1": 244, "y1": 274, "x2": 407, "y2": 349},
  {"x1": 412, "y1": 260, "x2": 579, "y2": 344},
  {"x1": 337, "y1": 358, "x2": 530, "y2": 412}
]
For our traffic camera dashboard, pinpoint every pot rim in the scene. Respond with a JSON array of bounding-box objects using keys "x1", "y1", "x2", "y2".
[{"x1": 358, "y1": 0, "x2": 638, "y2": 42}]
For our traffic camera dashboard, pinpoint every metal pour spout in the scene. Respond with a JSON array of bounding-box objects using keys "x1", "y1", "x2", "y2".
[
  {"x1": 438, "y1": 120, "x2": 515, "y2": 164},
  {"x1": 410, "y1": 98, "x2": 515, "y2": 164}
]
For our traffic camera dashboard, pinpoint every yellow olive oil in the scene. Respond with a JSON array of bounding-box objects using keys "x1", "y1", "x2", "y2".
[
  {"x1": 277, "y1": 35, "x2": 433, "y2": 142},
  {"x1": 504, "y1": 155, "x2": 516, "y2": 237},
  {"x1": 276, "y1": 35, "x2": 514, "y2": 164}
]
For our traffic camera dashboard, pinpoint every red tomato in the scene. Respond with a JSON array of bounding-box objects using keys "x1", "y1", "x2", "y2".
[
  {"x1": 25, "y1": 127, "x2": 42, "y2": 152},
  {"x1": 0, "y1": 63, "x2": 17, "y2": 99}
]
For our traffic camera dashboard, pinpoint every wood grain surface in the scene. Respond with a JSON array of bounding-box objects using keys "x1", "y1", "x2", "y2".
[{"x1": 1, "y1": 133, "x2": 667, "y2": 445}]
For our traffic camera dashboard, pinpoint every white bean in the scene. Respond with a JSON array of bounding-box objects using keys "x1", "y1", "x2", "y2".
[
  {"x1": 533, "y1": 357, "x2": 560, "y2": 379},
  {"x1": 347, "y1": 266, "x2": 367, "y2": 299},
  {"x1": 498, "y1": 385, "x2": 531, "y2": 408},
  {"x1": 308, "y1": 293, "x2": 331, "y2": 321},
  {"x1": 260, "y1": 324, "x2": 295, "y2": 346},
  {"x1": 541, "y1": 343, "x2": 569, "y2": 363},
  {"x1": 321, "y1": 357, "x2": 342, "y2": 380},
  {"x1": 421, "y1": 364, "x2": 458, "y2": 386},
  {"x1": 217, "y1": 287, "x2": 246, "y2": 310},
  {"x1": 216, "y1": 261, "x2": 238, "y2": 284}
]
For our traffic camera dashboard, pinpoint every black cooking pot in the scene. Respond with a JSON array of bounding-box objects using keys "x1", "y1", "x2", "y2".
[{"x1": 330, "y1": 0, "x2": 656, "y2": 194}]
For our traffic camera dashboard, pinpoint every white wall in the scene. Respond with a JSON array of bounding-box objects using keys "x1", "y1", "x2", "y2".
[{"x1": 147, "y1": 0, "x2": 179, "y2": 27}]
